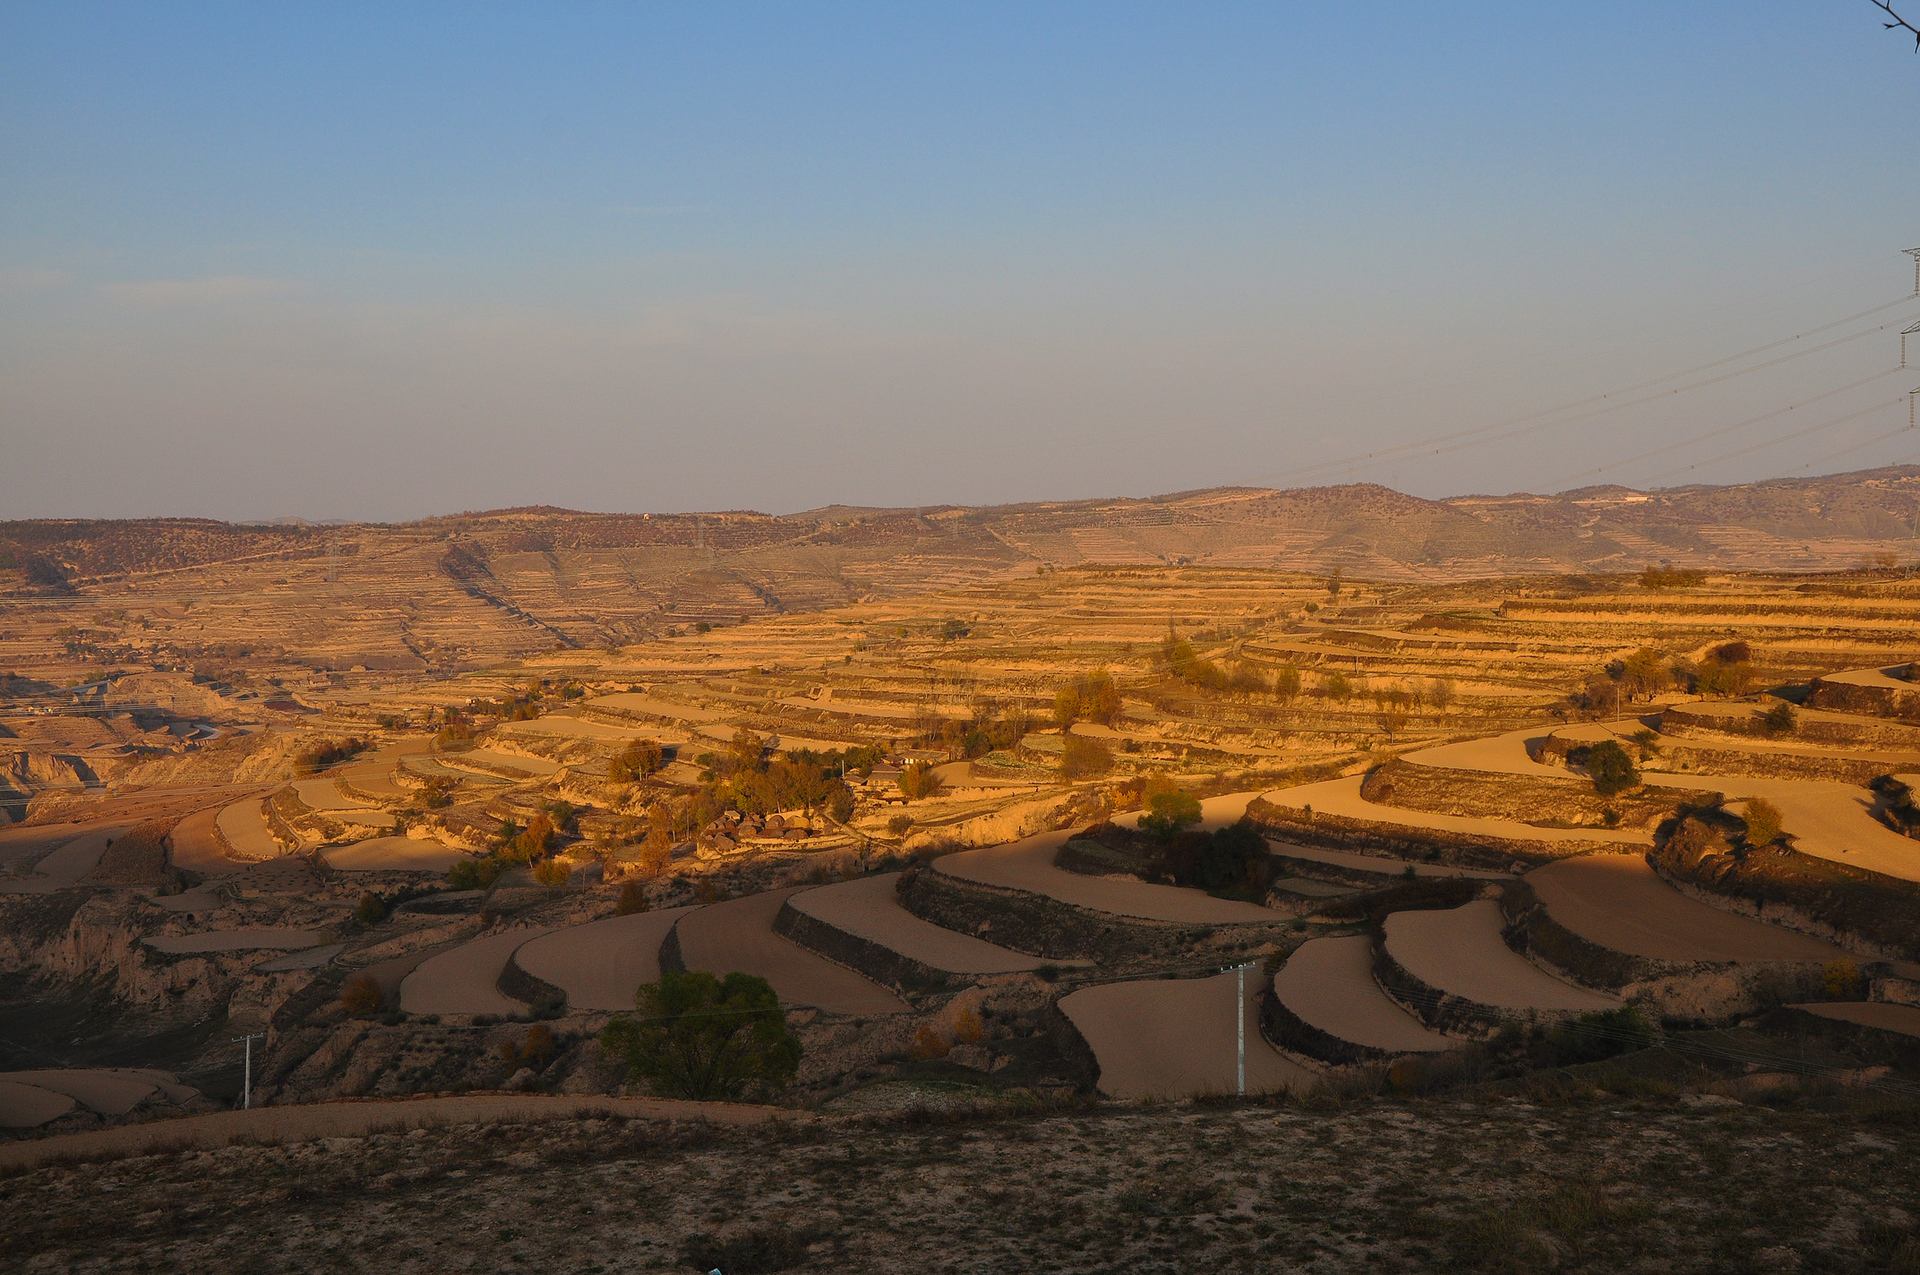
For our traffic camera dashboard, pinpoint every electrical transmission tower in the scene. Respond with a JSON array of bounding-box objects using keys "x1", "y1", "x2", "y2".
[
  {"x1": 1907, "y1": 247, "x2": 1920, "y2": 296},
  {"x1": 1903, "y1": 318, "x2": 1920, "y2": 369}
]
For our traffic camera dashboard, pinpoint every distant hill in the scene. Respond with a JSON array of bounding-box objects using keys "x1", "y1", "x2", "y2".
[{"x1": 2, "y1": 466, "x2": 1916, "y2": 664}]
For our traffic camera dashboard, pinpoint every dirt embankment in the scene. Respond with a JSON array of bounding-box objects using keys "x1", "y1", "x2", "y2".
[
  {"x1": 1362, "y1": 759, "x2": 1690, "y2": 831},
  {"x1": 1245, "y1": 796, "x2": 1637, "y2": 872},
  {"x1": 898, "y1": 864, "x2": 1283, "y2": 963},
  {"x1": 1653, "y1": 813, "x2": 1920, "y2": 963}
]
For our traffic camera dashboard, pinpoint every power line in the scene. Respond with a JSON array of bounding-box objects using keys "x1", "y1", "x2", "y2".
[
  {"x1": 1255, "y1": 296, "x2": 1917, "y2": 489},
  {"x1": 1542, "y1": 366, "x2": 1904, "y2": 490}
]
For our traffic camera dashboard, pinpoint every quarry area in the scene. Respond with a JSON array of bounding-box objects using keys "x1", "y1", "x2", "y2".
[{"x1": 4, "y1": 485, "x2": 1920, "y2": 1272}]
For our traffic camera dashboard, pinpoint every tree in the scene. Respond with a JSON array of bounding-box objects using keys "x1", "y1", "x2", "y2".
[
  {"x1": 1376, "y1": 708, "x2": 1410, "y2": 741},
  {"x1": 898, "y1": 762, "x2": 944, "y2": 801},
  {"x1": 1427, "y1": 677, "x2": 1455, "y2": 711},
  {"x1": 824, "y1": 780, "x2": 856, "y2": 822},
  {"x1": 1139, "y1": 789, "x2": 1202, "y2": 841},
  {"x1": 1580, "y1": 739, "x2": 1639, "y2": 796},
  {"x1": 1760, "y1": 702, "x2": 1798, "y2": 736},
  {"x1": 1616, "y1": 648, "x2": 1672, "y2": 698},
  {"x1": 1059, "y1": 733, "x2": 1114, "y2": 780},
  {"x1": 1271, "y1": 665, "x2": 1302, "y2": 703},
  {"x1": 609, "y1": 738, "x2": 666, "y2": 783},
  {"x1": 505, "y1": 812, "x2": 555, "y2": 862},
  {"x1": 531, "y1": 857, "x2": 571, "y2": 888},
  {"x1": 1742, "y1": 798, "x2": 1785, "y2": 847},
  {"x1": 448, "y1": 855, "x2": 505, "y2": 890},
  {"x1": 723, "y1": 728, "x2": 766, "y2": 777},
  {"x1": 1052, "y1": 686, "x2": 1081, "y2": 729},
  {"x1": 1321, "y1": 672, "x2": 1353, "y2": 703},
  {"x1": 600, "y1": 970, "x2": 800, "y2": 1101}
]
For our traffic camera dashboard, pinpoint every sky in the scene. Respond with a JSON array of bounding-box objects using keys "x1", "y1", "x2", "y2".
[{"x1": 2, "y1": 1, "x2": 1917, "y2": 521}]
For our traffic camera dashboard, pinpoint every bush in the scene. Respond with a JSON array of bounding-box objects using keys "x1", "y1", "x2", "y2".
[
  {"x1": 909, "y1": 1025, "x2": 951, "y2": 1060},
  {"x1": 600, "y1": 970, "x2": 800, "y2": 1100},
  {"x1": 1139, "y1": 789, "x2": 1202, "y2": 841},
  {"x1": 338, "y1": 973, "x2": 383, "y2": 1016},
  {"x1": 952, "y1": 1006, "x2": 985, "y2": 1045},
  {"x1": 897, "y1": 762, "x2": 944, "y2": 801},
  {"x1": 1760, "y1": 702, "x2": 1798, "y2": 736},
  {"x1": 352, "y1": 891, "x2": 387, "y2": 926},
  {"x1": 1059, "y1": 733, "x2": 1114, "y2": 780},
  {"x1": 498, "y1": 1023, "x2": 558, "y2": 1068},
  {"x1": 447, "y1": 855, "x2": 506, "y2": 891},
  {"x1": 1160, "y1": 820, "x2": 1270, "y2": 897},
  {"x1": 292, "y1": 736, "x2": 366, "y2": 776},
  {"x1": 615, "y1": 881, "x2": 650, "y2": 914},
  {"x1": 530, "y1": 857, "x2": 571, "y2": 888},
  {"x1": 886, "y1": 813, "x2": 915, "y2": 837},
  {"x1": 1741, "y1": 797, "x2": 1785, "y2": 847},
  {"x1": 1822, "y1": 959, "x2": 1864, "y2": 999},
  {"x1": 1579, "y1": 739, "x2": 1639, "y2": 796}
]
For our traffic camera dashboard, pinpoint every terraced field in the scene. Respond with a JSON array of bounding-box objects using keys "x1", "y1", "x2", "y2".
[
  {"x1": 4, "y1": 553, "x2": 1919, "y2": 1124},
  {"x1": 1525, "y1": 854, "x2": 1848, "y2": 963},
  {"x1": 512, "y1": 908, "x2": 693, "y2": 1012},
  {"x1": 671, "y1": 889, "x2": 907, "y2": 1017},
  {"x1": 1382, "y1": 900, "x2": 1620, "y2": 1016},
  {"x1": 1060, "y1": 971, "x2": 1315, "y2": 1099}
]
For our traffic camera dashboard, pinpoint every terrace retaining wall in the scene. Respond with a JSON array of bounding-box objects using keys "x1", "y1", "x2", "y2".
[
  {"x1": 1364, "y1": 759, "x2": 1690, "y2": 830},
  {"x1": 901, "y1": 866, "x2": 1263, "y2": 962},
  {"x1": 1245, "y1": 796, "x2": 1634, "y2": 871},
  {"x1": 771, "y1": 896, "x2": 954, "y2": 997}
]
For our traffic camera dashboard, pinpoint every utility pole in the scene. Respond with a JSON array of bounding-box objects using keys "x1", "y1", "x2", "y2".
[
  {"x1": 234, "y1": 1033, "x2": 264, "y2": 1110},
  {"x1": 1227, "y1": 961, "x2": 1257, "y2": 1098}
]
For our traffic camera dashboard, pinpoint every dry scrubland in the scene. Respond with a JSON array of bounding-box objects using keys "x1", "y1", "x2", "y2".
[
  {"x1": 3, "y1": 1092, "x2": 1918, "y2": 1274},
  {"x1": 4, "y1": 509, "x2": 1920, "y2": 1270}
]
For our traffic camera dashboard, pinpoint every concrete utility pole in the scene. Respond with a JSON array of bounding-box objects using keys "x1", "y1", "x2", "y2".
[
  {"x1": 1228, "y1": 961, "x2": 1257, "y2": 1098},
  {"x1": 234, "y1": 1033, "x2": 264, "y2": 1110}
]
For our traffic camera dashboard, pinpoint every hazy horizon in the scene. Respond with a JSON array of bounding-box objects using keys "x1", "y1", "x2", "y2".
[{"x1": 4, "y1": 3, "x2": 1917, "y2": 522}]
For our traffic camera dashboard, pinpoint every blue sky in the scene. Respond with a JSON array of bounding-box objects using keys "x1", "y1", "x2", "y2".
[{"x1": 2, "y1": 2, "x2": 1916, "y2": 519}]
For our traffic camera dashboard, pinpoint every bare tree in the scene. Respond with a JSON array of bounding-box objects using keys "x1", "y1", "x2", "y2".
[{"x1": 1873, "y1": 0, "x2": 1920, "y2": 50}]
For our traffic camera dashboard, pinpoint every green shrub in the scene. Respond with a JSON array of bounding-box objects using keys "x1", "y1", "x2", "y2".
[
  {"x1": 601, "y1": 970, "x2": 800, "y2": 1100},
  {"x1": 1579, "y1": 739, "x2": 1639, "y2": 796}
]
